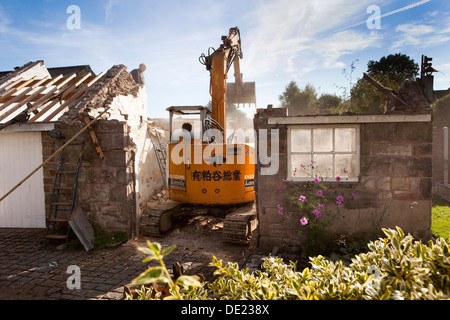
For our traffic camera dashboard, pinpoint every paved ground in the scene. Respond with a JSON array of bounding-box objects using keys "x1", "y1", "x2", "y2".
[{"x1": 0, "y1": 214, "x2": 268, "y2": 300}]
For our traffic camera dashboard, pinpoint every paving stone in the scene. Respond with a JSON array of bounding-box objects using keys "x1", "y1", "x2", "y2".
[{"x1": 0, "y1": 218, "x2": 269, "y2": 300}]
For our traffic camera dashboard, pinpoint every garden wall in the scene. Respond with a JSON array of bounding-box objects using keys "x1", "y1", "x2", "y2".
[{"x1": 254, "y1": 106, "x2": 433, "y2": 254}]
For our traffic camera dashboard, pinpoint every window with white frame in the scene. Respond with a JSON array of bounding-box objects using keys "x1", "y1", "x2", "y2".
[{"x1": 288, "y1": 125, "x2": 360, "y2": 181}]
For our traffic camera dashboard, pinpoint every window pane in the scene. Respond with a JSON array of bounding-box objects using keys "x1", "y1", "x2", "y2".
[
  {"x1": 313, "y1": 128, "x2": 333, "y2": 152},
  {"x1": 314, "y1": 154, "x2": 334, "y2": 179},
  {"x1": 291, "y1": 154, "x2": 312, "y2": 177},
  {"x1": 291, "y1": 129, "x2": 311, "y2": 152},
  {"x1": 335, "y1": 128, "x2": 356, "y2": 152},
  {"x1": 335, "y1": 154, "x2": 356, "y2": 177}
]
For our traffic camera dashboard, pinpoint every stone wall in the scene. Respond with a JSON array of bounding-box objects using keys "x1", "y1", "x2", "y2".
[
  {"x1": 254, "y1": 107, "x2": 433, "y2": 254},
  {"x1": 41, "y1": 131, "x2": 57, "y2": 215},
  {"x1": 42, "y1": 64, "x2": 151, "y2": 236},
  {"x1": 51, "y1": 119, "x2": 136, "y2": 236}
]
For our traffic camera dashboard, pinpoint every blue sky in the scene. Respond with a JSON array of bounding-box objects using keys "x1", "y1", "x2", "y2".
[{"x1": 0, "y1": 0, "x2": 449, "y2": 119}]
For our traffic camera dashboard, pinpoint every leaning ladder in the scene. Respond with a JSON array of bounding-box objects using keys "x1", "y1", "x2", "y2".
[
  {"x1": 149, "y1": 130, "x2": 167, "y2": 186},
  {"x1": 45, "y1": 141, "x2": 85, "y2": 248}
]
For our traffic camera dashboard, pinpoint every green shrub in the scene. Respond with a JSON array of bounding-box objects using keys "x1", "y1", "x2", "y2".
[{"x1": 129, "y1": 227, "x2": 450, "y2": 300}]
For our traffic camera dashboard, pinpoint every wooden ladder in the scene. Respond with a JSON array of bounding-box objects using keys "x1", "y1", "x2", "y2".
[
  {"x1": 45, "y1": 141, "x2": 85, "y2": 248},
  {"x1": 150, "y1": 130, "x2": 167, "y2": 186}
]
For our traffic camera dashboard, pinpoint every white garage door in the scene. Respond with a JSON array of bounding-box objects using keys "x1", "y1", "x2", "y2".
[{"x1": 0, "y1": 132, "x2": 46, "y2": 228}]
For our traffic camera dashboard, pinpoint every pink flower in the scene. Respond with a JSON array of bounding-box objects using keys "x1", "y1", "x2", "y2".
[
  {"x1": 343, "y1": 168, "x2": 347, "y2": 174},
  {"x1": 313, "y1": 210, "x2": 322, "y2": 218},
  {"x1": 336, "y1": 176, "x2": 341, "y2": 181},
  {"x1": 352, "y1": 193, "x2": 358, "y2": 200},
  {"x1": 277, "y1": 205, "x2": 283, "y2": 215},
  {"x1": 300, "y1": 217, "x2": 308, "y2": 225},
  {"x1": 299, "y1": 195, "x2": 306, "y2": 203},
  {"x1": 311, "y1": 160, "x2": 316, "y2": 164},
  {"x1": 300, "y1": 164, "x2": 305, "y2": 168},
  {"x1": 317, "y1": 204, "x2": 325, "y2": 209},
  {"x1": 314, "y1": 177, "x2": 321, "y2": 183},
  {"x1": 316, "y1": 189, "x2": 323, "y2": 196},
  {"x1": 336, "y1": 195, "x2": 344, "y2": 208}
]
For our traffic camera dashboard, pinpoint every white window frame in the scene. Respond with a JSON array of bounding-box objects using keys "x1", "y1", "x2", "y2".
[{"x1": 287, "y1": 124, "x2": 360, "y2": 182}]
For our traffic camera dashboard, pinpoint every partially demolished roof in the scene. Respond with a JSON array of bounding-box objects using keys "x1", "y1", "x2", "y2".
[
  {"x1": 363, "y1": 73, "x2": 432, "y2": 113},
  {"x1": 0, "y1": 61, "x2": 106, "y2": 129}
]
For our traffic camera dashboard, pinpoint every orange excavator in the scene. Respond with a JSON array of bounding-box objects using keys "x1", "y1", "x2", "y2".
[
  {"x1": 167, "y1": 26, "x2": 256, "y2": 206},
  {"x1": 142, "y1": 27, "x2": 257, "y2": 244}
]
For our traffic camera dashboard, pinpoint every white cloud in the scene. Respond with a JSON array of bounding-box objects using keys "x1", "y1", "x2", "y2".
[
  {"x1": 0, "y1": 5, "x2": 12, "y2": 33},
  {"x1": 395, "y1": 23, "x2": 434, "y2": 35},
  {"x1": 393, "y1": 22, "x2": 450, "y2": 50},
  {"x1": 105, "y1": 0, "x2": 119, "y2": 24},
  {"x1": 242, "y1": 0, "x2": 381, "y2": 79},
  {"x1": 436, "y1": 63, "x2": 450, "y2": 71}
]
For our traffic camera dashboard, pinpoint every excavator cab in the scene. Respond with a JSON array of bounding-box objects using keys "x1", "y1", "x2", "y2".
[{"x1": 166, "y1": 105, "x2": 255, "y2": 205}]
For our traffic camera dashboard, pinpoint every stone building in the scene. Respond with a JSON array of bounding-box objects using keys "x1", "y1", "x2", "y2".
[
  {"x1": 0, "y1": 61, "x2": 167, "y2": 237},
  {"x1": 254, "y1": 106, "x2": 433, "y2": 254}
]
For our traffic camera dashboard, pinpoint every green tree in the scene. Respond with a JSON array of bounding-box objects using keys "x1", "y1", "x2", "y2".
[
  {"x1": 351, "y1": 53, "x2": 419, "y2": 113},
  {"x1": 367, "y1": 53, "x2": 419, "y2": 82},
  {"x1": 317, "y1": 93, "x2": 342, "y2": 114},
  {"x1": 279, "y1": 81, "x2": 318, "y2": 116}
]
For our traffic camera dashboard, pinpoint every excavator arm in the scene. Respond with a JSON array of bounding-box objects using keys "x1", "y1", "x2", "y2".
[{"x1": 199, "y1": 27, "x2": 255, "y2": 140}]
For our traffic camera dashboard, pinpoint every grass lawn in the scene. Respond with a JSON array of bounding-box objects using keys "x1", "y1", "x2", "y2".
[{"x1": 432, "y1": 195, "x2": 450, "y2": 239}]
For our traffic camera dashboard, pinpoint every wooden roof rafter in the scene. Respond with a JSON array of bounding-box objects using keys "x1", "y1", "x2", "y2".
[
  {"x1": 0, "y1": 75, "x2": 63, "y2": 123},
  {"x1": 41, "y1": 72, "x2": 104, "y2": 122},
  {"x1": 0, "y1": 72, "x2": 105, "y2": 125}
]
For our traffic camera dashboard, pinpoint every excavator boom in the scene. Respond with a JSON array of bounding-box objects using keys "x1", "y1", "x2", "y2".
[{"x1": 200, "y1": 27, "x2": 256, "y2": 139}]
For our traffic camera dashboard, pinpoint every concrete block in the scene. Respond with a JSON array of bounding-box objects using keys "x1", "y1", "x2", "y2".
[
  {"x1": 360, "y1": 156, "x2": 391, "y2": 176},
  {"x1": 361, "y1": 123, "x2": 396, "y2": 142},
  {"x1": 414, "y1": 143, "x2": 433, "y2": 157},
  {"x1": 396, "y1": 122, "x2": 433, "y2": 143},
  {"x1": 371, "y1": 144, "x2": 413, "y2": 157}
]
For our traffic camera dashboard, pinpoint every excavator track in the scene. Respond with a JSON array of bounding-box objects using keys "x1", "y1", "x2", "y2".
[
  {"x1": 140, "y1": 200, "x2": 183, "y2": 237},
  {"x1": 140, "y1": 200, "x2": 257, "y2": 244},
  {"x1": 222, "y1": 202, "x2": 257, "y2": 245}
]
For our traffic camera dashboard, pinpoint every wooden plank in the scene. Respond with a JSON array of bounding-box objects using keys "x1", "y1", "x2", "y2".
[
  {"x1": 0, "y1": 78, "x2": 24, "y2": 95},
  {"x1": 0, "y1": 76, "x2": 60, "y2": 122},
  {"x1": 0, "y1": 76, "x2": 38, "y2": 101},
  {"x1": 28, "y1": 84, "x2": 79, "y2": 123},
  {"x1": 26, "y1": 74, "x2": 75, "y2": 113},
  {"x1": 42, "y1": 72, "x2": 104, "y2": 122},
  {"x1": 42, "y1": 86, "x2": 88, "y2": 122},
  {"x1": 0, "y1": 76, "x2": 49, "y2": 117},
  {"x1": 28, "y1": 73, "x2": 90, "y2": 123},
  {"x1": 83, "y1": 114, "x2": 104, "y2": 159}
]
